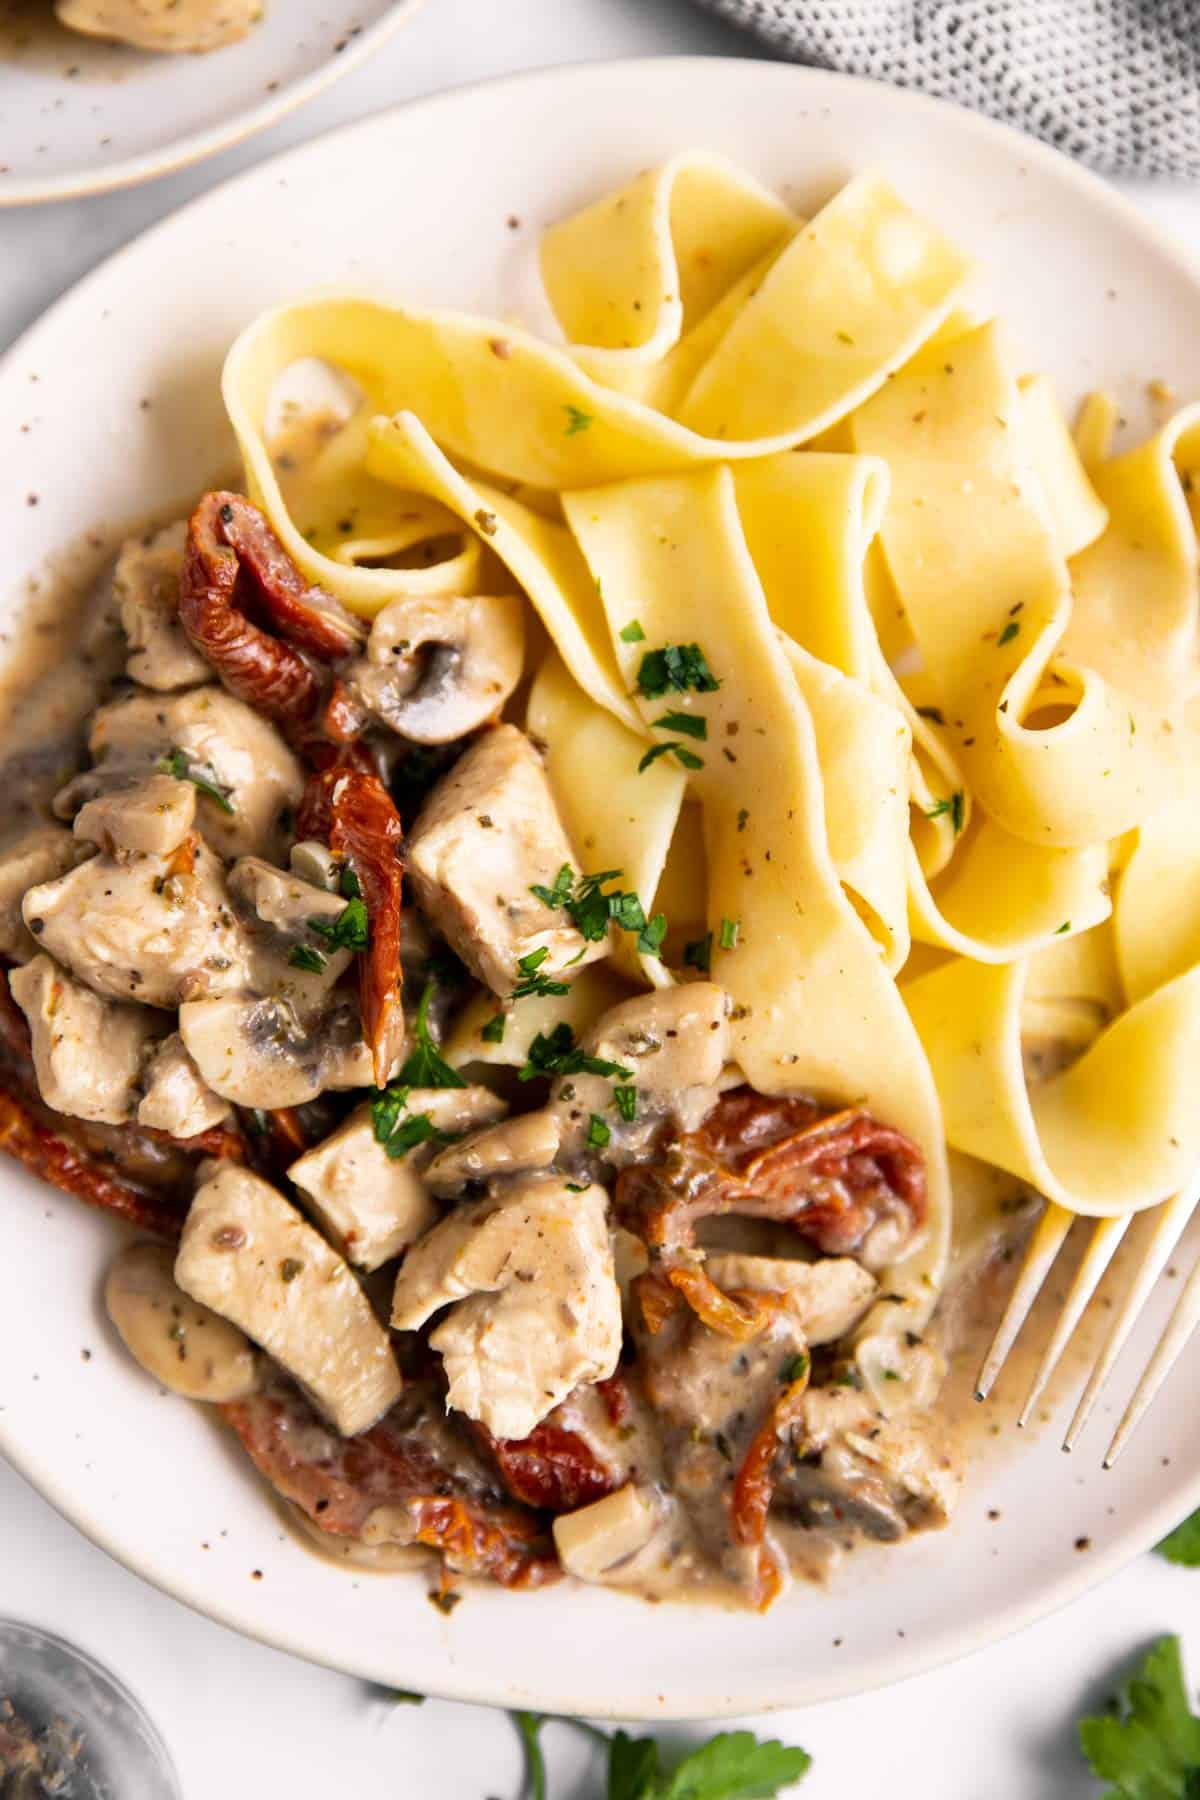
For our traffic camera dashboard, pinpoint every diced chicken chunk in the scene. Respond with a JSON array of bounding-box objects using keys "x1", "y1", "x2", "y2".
[
  {"x1": 23, "y1": 838, "x2": 250, "y2": 1009},
  {"x1": 176, "y1": 1164, "x2": 403, "y2": 1436},
  {"x1": 0, "y1": 826, "x2": 89, "y2": 962},
  {"x1": 552, "y1": 1484, "x2": 661, "y2": 1581},
  {"x1": 74, "y1": 774, "x2": 196, "y2": 858},
  {"x1": 178, "y1": 992, "x2": 377, "y2": 1109},
  {"x1": 703, "y1": 1253, "x2": 877, "y2": 1347},
  {"x1": 9, "y1": 954, "x2": 160, "y2": 1126},
  {"x1": 390, "y1": 1174, "x2": 621, "y2": 1440},
  {"x1": 111, "y1": 524, "x2": 212, "y2": 691},
  {"x1": 289, "y1": 1086, "x2": 506, "y2": 1270},
  {"x1": 423, "y1": 1108, "x2": 561, "y2": 1195},
  {"x1": 84, "y1": 688, "x2": 302, "y2": 862},
  {"x1": 407, "y1": 724, "x2": 607, "y2": 996},
  {"x1": 137, "y1": 1033, "x2": 230, "y2": 1137},
  {"x1": 106, "y1": 1243, "x2": 259, "y2": 1402}
]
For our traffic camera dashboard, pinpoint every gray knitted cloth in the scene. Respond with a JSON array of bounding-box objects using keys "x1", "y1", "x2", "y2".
[{"x1": 691, "y1": 1, "x2": 1200, "y2": 177}]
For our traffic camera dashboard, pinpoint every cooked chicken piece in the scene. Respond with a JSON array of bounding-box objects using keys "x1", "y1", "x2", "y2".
[
  {"x1": 348, "y1": 594, "x2": 525, "y2": 744},
  {"x1": 407, "y1": 725, "x2": 608, "y2": 996},
  {"x1": 111, "y1": 524, "x2": 212, "y2": 691},
  {"x1": 9, "y1": 954, "x2": 161, "y2": 1126},
  {"x1": 74, "y1": 773, "x2": 196, "y2": 858},
  {"x1": 424, "y1": 1107, "x2": 562, "y2": 1195},
  {"x1": 552, "y1": 1484, "x2": 662, "y2": 1582},
  {"x1": 0, "y1": 826, "x2": 89, "y2": 962},
  {"x1": 288, "y1": 1086, "x2": 506, "y2": 1270},
  {"x1": 775, "y1": 1385, "x2": 961, "y2": 1539},
  {"x1": 391, "y1": 1174, "x2": 622, "y2": 1439},
  {"x1": 23, "y1": 838, "x2": 251, "y2": 1009},
  {"x1": 178, "y1": 991, "x2": 380, "y2": 1109},
  {"x1": 227, "y1": 855, "x2": 353, "y2": 1001},
  {"x1": 176, "y1": 1164, "x2": 403, "y2": 1436},
  {"x1": 554, "y1": 982, "x2": 732, "y2": 1160},
  {"x1": 703, "y1": 1253, "x2": 877, "y2": 1346},
  {"x1": 137, "y1": 1033, "x2": 231, "y2": 1137},
  {"x1": 81, "y1": 688, "x2": 303, "y2": 862},
  {"x1": 56, "y1": 0, "x2": 262, "y2": 54},
  {"x1": 106, "y1": 1243, "x2": 259, "y2": 1402}
]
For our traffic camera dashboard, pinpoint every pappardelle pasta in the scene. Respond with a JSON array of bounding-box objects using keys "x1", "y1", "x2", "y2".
[{"x1": 1, "y1": 154, "x2": 1196, "y2": 1610}]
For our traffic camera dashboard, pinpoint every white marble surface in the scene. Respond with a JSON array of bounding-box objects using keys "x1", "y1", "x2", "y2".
[{"x1": 2, "y1": 1, "x2": 1200, "y2": 1794}]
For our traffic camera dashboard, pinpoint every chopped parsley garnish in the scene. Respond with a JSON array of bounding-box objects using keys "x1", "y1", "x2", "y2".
[
  {"x1": 637, "y1": 740, "x2": 704, "y2": 774},
  {"x1": 650, "y1": 709, "x2": 707, "y2": 741},
  {"x1": 307, "y1": 895, "x2": 369, "y2": 953},
  {"x1": 619, "y1": 619, "x2": 646, "y2": 644},
  {"x1": 339, "y1": 866, "x2": 362, "y2": 899},
  {"x1": 382, "y1": 1109, "x2": 454, "y2": 1161},
  {"x1": 684, "y1": 932, "x2": 713, "y2": 973},
  {"x1": 391, "y1": 979, "x2": 466, "y2": 1090},
  {"x1": 564, "y1": 404, "x2": 593, "y2": 435},
  {"x1": 781, "y1": 1353, "x2": 809, "y2": 1385},
  {"x1": 287, "y1": 943, "x2": 327, "y2": 974},
  {"x1": 481, "y1": 1012, "x2": 507, "y2": 1044},
  {"x1": 510, "y1": 1713, "x2": 810, "y2": 1800},
  {"x1": 636, "y1": 642, "x2": 720, "y2": 699},
  {"x1": 613, "y1": 1083, "x2": 638, "y2": 1123},
  {"x1": 636, "y1": 911, "x2": 668, "y2": 957},
  {"x1": 512, "y1": 946, "x2": 570, "y2": 1000},
  {"x1": 719, "y1": 916, "x2": 740, "y2": 951},
  {"x1": 923, "y1": 790, "x2": 964, "y2": 834},
  {"x1": 997, "y1": 620, "x2": 1021, "y2": 647},
  {"x1": 529, "y1": 865, "x2": 666, "y2": 952},
  {"x1": 1055, "y1": 920, "x2": 1071, "y2": 935},
  {"x1": 156, "y1": 746, "x2": 235, "y2": 815},
  {"x1": 518, "y1": 1023, "x2": 631, "y2": 1084},
  {"x1": 529, "y1": 863, "x2": 575, "y2": 910},
  {"x1": 586, "y1": 1113, "x2": 611, "y2": 1149}
]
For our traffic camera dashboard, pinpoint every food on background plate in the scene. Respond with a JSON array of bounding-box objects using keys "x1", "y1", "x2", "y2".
[
  {"x1": 54, "y1": 0, "x2": 262, "y2": 53},
  {"x1": 2, "y1": 150, "x2": 1197, "y2": 1611}
]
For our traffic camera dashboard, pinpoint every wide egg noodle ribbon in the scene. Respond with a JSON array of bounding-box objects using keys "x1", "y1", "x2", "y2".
[
  {"x1": 904, "y1": 951, "x2": 1200, "y2": 1218},
  {"x1": 850, "y1": 320, "x2": 1170, "y2": 848},
  {"x1": 561, "y1": 467, "x2": 951, "y2": 1341},
  {"x1": 731, "y1": 451, "x2": 1111, "y2": 961},
  {"x1": 1016, "y1": 373, "x2": 1109, "y2": 562},
  {"x1": 1115, "y1": 795, "x2": 1200, "y2": 1008}
]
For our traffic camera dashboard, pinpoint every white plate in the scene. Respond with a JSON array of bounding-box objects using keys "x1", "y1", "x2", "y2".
[
  {"x1": 2, "y1": 59, "x2": 1200, "y2": 1720},
  {"x1": 0, "y1": 0, "x2": 423, "y2": 205}
]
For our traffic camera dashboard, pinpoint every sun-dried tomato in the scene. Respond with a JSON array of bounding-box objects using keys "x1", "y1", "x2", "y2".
[
  {"x1": 730, "y1": 1367, "x2": 811, "y2": 1610},
  {"x1": 0, "y1": 1085, "x2": 190, "y2": 1240},
  {"x1": 296, "y1": 766, "x2": 404, "y2": 1086},
  {"x1": 596, "y1": 1370, "x2": 633, "y2": 1430},
  {"x1": 474, "y1": 1420, "x2": 618, "y2": 1514},
  {"x1": 220, "y1": 1379, "x2": 559, "y2": 1589}
]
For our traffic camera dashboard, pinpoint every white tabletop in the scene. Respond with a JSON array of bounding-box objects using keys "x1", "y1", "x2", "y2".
[{"x1": 3, "y1": 3, "x2": 1200, "y2": 1795}]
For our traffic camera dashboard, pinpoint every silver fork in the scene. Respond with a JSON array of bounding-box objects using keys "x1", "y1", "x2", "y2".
[{"x1": 974, "y1": 1169, "x2": 1200, "y2": 1464}]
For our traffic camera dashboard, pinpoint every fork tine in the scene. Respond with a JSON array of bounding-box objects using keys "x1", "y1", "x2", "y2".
[
  {"x1": 1063, "y1": 1184, "x2": 1199, "y2": 1452},
  {"x1": 976, "y1": 1201, "x2": 1073, "y2": 1401},
  {"x1": 1017, "y1": 1215, "x2": 1130, "y2": 1428},
  {"x1": 1104, "y1": 1241, "x2": 1200, "y2": 1467}
]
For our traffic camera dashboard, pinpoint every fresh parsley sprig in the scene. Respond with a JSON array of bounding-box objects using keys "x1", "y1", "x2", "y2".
[
  {"x1": 1078, "y1": 1635, "x2": 1200, "y2": 1797},
  {"x1": 1157, "y1": 1507, "x2": 1200, "y2": 1567},
  {"x1": 391, "y1": 979, "x2": 466, "y2": 1091},
  {"x1": 156, "y1": 746, "x2": 235, "y2": 815},
  {"x1": 635, "y1": 643, "x2": 720, "y2": 699},
  {"x1": 517, "y1": 1023, "x2": 631, "y2": 1084},
  {"x1": 528, "y1": 865, "x2": 668, "y2": 959},
  {"x1": 513, "y1": 1714, "x2": 811, "y2": 1800}
]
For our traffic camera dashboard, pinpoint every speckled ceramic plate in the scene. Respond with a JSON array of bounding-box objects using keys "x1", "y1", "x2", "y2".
[
  {"x1": 0, "y1": 0, "x2": 423, "y2": 205},
  {"x1": 2, "y1": 60, "x2": 1200, "y2": 1719}
]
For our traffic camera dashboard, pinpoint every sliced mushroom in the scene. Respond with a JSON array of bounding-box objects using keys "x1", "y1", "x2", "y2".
[
  {"x1": 424, "y1": 1107, "x2": 562, "y2": 1195},
  {"x1": 774, "y1": 1386, "x2": 961, "y2": 1540},
  {"x1": 703, "y1": 1253, "x2": 877, "y2": 1347},
  {"x1": 80, "y1": 688, "x2": 303, "y2": 862},
  {"x1": 9, "y1": 954, "x2": 161, "y2": 1126},
  {"x1": 288, "y1": 1086, "x2": 507, "y2": 1270},
  {"x1": 23, "y1": 838, "x2": 251, "y2": 1009},
  {"x1": 106, "y1": 1243, "x2": 259, "y2": 1402},
  {"x1": 178, "y1": 991, "x2": 379, "y2": 1109},
  {"x1": 74, "y1": 774, "x2": 197, "y2": 858},
  {"x1": 0, "y1": 825, "x2": 90, "y2": 963},
  {"x1": 137, "y1": 1033, "x2": 231, "y2": 1138},
  {"x1": 347, "y1": 594, "x2": 525, "y2": 744},
  {"x1": 406, "y1": 724, "x2": 608, "y2": 996},
  {"x1": 390, "y1": 1173, "x2": 621, "y2": 1440},
  {"x1": 111, "y1": 523, "x2": 213, "y2": 692},
  {"x1": 175, "y1": 1163, "x2": 403, "y2": 1436},
  {"x1": 226, "y1": 855, "x2": 354, "y2": 1000}
]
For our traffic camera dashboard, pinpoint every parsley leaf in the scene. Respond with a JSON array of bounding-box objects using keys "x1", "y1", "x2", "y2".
[
  {"x1": 656, "y1": 1730, "x2": 812, "y2": 1798},
  {"x1": 923, "y1": 790, "x2": 964, "y2": 834},
  {"x1": 529, "y1": 863, "x2": 575, "y2": 910},
  {"x1": 636, "y1": 643, "x2": 720, "y2": 699},
  {"x1": 719, "y1": 917, "x2": 740, "y2": 951},
  {"x1": 514, "y1": 1711, "x2": 548, "y2": 1800},
  {"x1": 613, "y1": 1083, "x2": 638, "y2": 1123},
  {"x1": 564, "y1": 404, "x2": 593, "y2": 436},
  {"x1": 287, "y1": 943, "x2": 327, "y2": 973},
  {"x1": 637, "y1": 911, "x2": 668, "y2": 957},
  {"x1": 684, "y1": 933, "x2": 713, "y2": 974},
  {"x1": 1157, "y1": 1509, "x2": 1200, "y2": 1567},
  {"x1": 651, "y1": 710, "x2": 708, "y2": 742},
  {"x1": 608, "y1": 1729, "x2": 660, "y2": 1799},
  {"x1": 1078, "y1": 1636, "x2": 1200, "y2": 1798},
  {"x1": 620, "y1": 619, "x2": 646, "y2": 644},
  {"x1": 308, "y1": 895, "x2": 369, "y2": 953},
  {"x1": 586, "y1": 1112, "x2": 611, "y2": 1148},
  {"x1": 392, "y1": 979, "x2": 466, "y2": 1090},
  {"x1": 380, "y1": 1110, "x2": 454, "y2": 1162},
  {"x1": 529, "y1": 866, "x2": 662, "y2": 947},
  {"x1": 481, "y1": 1012, "x2": 507, "y2": 1044},
  {"x1": 638, "y1": 741, "x2": 704, "y2": 774},
  {"x1": 997, "y1": 619, "x2": 1021, "y2": 647},
  {"x1": 518, "y1": 1023, "x2": 631, "y2": 1084},
  {"x1": 156, "y1": 746, "x2": 235, "y2": 815},
  {"x1": 512, "y1": 946, "x2": 570, "y2": 1000}
]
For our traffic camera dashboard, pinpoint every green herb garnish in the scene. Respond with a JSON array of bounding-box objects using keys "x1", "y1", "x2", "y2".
[
  {"x1": 392, "y1": 979, "x2": 466, "y2": 1090},
  {"x1": 307, "y1": 895, "x2": 369, "y2": 953},
  {"x1": 518, "y1": 1023, "x2": 631, "y2": 1084},
  {"x1": 684, "y1": 933, "x2": 713, "y2": 973},
  {"x1": 481, "y1": 1013, "x2": 507, "y2": 1044},
  {"x1": 923, "y1": 790, "x2": 964, "y2": 834},
  {"x1": 287, "y1": 943, "x2": 327, "y2": 973},
  {"x1": 719, "y1": 916, "x2": 740, "y2": 951},
  {"x1": 782, "y1": 1352, "x2": 809, "y2": 1385},
  {"x1": 586, "y1": 1113, "x2": 611, "y2": 1149},
  {"x1": 997, "y1": 620, "x2": 1021, "y2": 647},
  {"x1": 613, "y1": 1084, "x2": 638, "y2": 1123},
  {"x1": 619, "y1": 619, "x2": 646, "y2": 643},
  {"x1": 512, "y1": 946, "x2": 570, "y2": 1000},
  {"x1": 156, "y1": 746, "x2": 235, "y2": 815},
  {"x1": 637, "y1": 741, "x2": 704, "y2": 774},
  {"x1": 650, "y1": 710, "x2": 708, "y2": 741},
  {"x1": 1157, "y1": 1508, "x2": 1200, "y2": 1567},
  {"x1": 564, "y1": 404, "x2": 593, "y2": 436},
  {"x1": 507, "y1": 1715, "x2": 810, "y2": 1800},
  {"x1": 636, "y1": 643, "x2": 720, "y2": 699},
  {"x1": 637, "y1": 912, "x2": 668, "y2": 957},
  {"x1": 1078, "y1": 1636, "x2": 1200, "y2": 1798}
]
